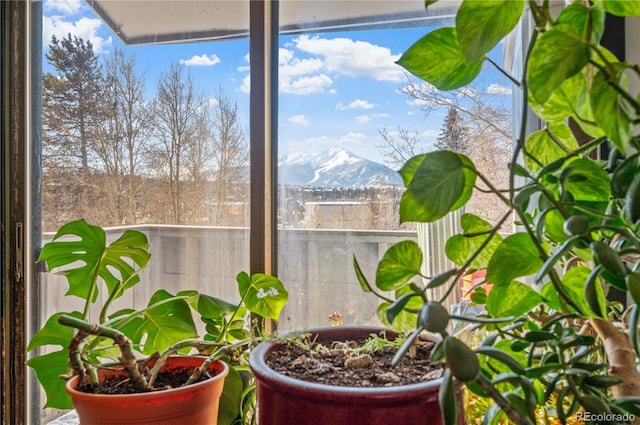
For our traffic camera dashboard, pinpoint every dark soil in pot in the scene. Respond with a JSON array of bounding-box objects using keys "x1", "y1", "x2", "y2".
[
  {"x1": 266, "y1": 334, "x2": 445, "y2": 387},
  {"x1": 76, "y1": 367, "x2": 216, "y2": 395},
  {"x1": 251, "y1": 326, "x2": 465, "y2": 425}
]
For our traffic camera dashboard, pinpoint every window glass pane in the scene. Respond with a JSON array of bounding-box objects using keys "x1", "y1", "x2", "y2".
[
  {"x1": 38, "y1": 1, "x2": 249, "y2": 422},
  {"x1": 277, "y1": 3, "x2": 513, "y2": 331}
]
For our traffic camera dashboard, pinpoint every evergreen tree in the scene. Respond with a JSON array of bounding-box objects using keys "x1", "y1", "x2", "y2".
[
  {"x1": 43, "y1": 33, "x2": 104, "y2": 172},
  {"x1": 435, "y1": 106, "x2": 467, "y2": 152},
  {"x1": 42, "y1": 34, "x2": 106, "y2": 230}
]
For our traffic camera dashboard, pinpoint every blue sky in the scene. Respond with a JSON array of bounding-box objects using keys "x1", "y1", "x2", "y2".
[{"x1": 42, "y1": 0, "x2": 512, "y2": 166}]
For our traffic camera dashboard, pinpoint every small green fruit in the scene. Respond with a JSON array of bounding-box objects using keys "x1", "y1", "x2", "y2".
[
  {"x1": 591, "y1": 241, "x2": 627, "y2": 278},
  {"x1": 581, "y1": 394, "x2": 609, "y2": 414},
  {"x1": 419, "y1": 302, "x2": 449, "y2": 333},
  {"x1": 626, "y1": 271, "x2": 640, "y2": 305},
  {"x1": 563, "y1": 215, "x2": 589, "y2": 236},
  {"x1": 444, "y1": 336, "x2": 479, "y2": 382}
]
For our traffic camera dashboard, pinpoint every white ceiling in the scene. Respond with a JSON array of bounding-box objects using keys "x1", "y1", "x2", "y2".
[{"x1": 85, "y1": 1, "x2": 460, "y2": 45}]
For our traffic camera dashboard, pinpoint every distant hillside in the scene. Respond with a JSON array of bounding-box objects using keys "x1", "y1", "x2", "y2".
[{"x1": 278, "y1": 148, "x2": 402, "y2": 188}]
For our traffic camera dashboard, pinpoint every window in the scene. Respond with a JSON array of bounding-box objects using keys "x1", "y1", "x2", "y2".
[
  {"x1": 276, "y1": 7, "x2": 513, "y2": 330},
  {"x1": 17, "y1": 1, "x2": 516, "y2": 422}
]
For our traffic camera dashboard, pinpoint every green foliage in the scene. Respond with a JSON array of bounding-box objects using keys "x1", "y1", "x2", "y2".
[
  {"x1": 28, "y1": 219, "x2": 288, "y2": 425},
  {"x1": 357, "y1": 1, "x2": 640, "y2": 424},
  {"x1": 37, "y1": 219, "x2": 150, "y2": 303},
  {"x1": 398, "y1": 151, "x2": 476, "y2": 223}
]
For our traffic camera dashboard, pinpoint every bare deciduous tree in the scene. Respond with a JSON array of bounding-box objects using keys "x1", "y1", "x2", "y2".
[
  {"x1": 208, "y1": 87, "x2": 249, "y2": 226},
  {"x1": 378, "y1": 75, "x2": 513, "y2": 225},
  {"x1": 150, "y1": 63, "x2": 205, "y2": 224},
  {"x1": 95, "y1": 49, "x2": 152, "y2": 224},
  {"x1": 376, "y1": 126, "x2": 421, "y2": 169}
]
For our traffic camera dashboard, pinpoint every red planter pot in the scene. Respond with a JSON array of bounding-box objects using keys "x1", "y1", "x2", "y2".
[
  {"x1": 250, "y1": 326, "x2": 466, "y2": 425},
  {"x1": 65, "y1": 355, "x2": 228, "y2": 425}
]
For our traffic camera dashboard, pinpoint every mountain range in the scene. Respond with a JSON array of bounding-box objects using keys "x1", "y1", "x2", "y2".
[{"x1": 278, "y1": 148, "x2": 403, "y2": 188}]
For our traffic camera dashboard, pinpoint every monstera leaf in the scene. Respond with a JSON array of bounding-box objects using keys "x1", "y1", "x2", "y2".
[{"x1": 38, "y1": 219, "x2": 151, "y2": 302}]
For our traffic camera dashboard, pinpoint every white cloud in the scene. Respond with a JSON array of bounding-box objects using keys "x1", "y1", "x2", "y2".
[
  {"x1": 180, "y1": 54, "x2": 221, "y2": 67},
  {"x1": 294, "y1": 35, "x2": 404, "y2": 82},
  {"x1": 355, "y1": 115, "x2": 370, "y2": 124},
  {"x1": 238, "y1": 36, "x2": 405, "y2": 95},
  {"x1": 293, "y1": 132, "x2": 366, "y2": 148},
  {"x1": 45, "y1": 0, "x2": 82, "y2": 15},
  {"x1": 340, "y1": 132, "x2": 368, "y2": 144},
  {"x1": 43, "y1": 15, "x2": 112, "y2": 54},
  {"x1": 285, "y1": 74, "x2": 333, "y2": 95},
  {"x1": 240, "y1": 75, "x2": 251, "y2": 94},
  {"x1": 289, "y1": 114, "x2": 311, "y2": 126},
  {"x1": 336, "y1": 99, "x2": 375, "y2": 111},
  {"x1": 279, "y1": 47, "x2": 331, "y2": 94},
  {"x1": 487, "y1": 83, "x2": 513, "y2": 95},
  {"x1": 281, "y1": 132, "x2": 370, "y2": 158}
]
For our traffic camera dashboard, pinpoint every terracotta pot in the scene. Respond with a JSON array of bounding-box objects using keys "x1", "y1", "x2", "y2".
[
  {"x1": 66, "y1": 355, "x2": 228, "y2": 425},
  {"x1": 250, "y1": 326, "x2": 466, "y2": 425}
]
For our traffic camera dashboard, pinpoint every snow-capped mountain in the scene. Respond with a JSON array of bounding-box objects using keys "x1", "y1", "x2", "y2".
[{"x1": 278, "y1": 148, "x2": 403, "y2": 188}]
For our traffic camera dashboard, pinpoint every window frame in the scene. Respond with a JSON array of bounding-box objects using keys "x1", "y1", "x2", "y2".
[{"x1": 2, "y1": 1, "x2": 43, "y2": 423}]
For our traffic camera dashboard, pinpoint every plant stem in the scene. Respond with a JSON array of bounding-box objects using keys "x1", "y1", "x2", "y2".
[
  {"x1": 58, "y1": 314, "x2": 149, "y2": 391},
  {"x1": 475, "y1": 374, "x2": 535, "y2": 425},
  {"x1": 185, "y1": 339, "x2": 252, "y2": 386},
  {"x1": 99, "y1": 271, "x2": 143, "y2": 323},
  {"x1": 439, "y1": 212, "x2": 511, "y2": 302},
  {"x1": 589, "y1": 318, "x2": 640, "y2": 404}
]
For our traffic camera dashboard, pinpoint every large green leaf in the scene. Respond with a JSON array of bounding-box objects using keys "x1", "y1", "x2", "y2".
[
  {"x1": 591, "y1": 68, "x2": 632, "y2": 153},
  {"x1": 478, "y1": 339, "x2": 527, "y2": 375},
  {"x1": 27, "y1": 311, "x2": 80, "y2": 351},
  {"x1": 38, "y1": 219, "x2": 150, "y2": 302},
  {"x1": 445, "y1": 213, "x2": 502, "y2": 269},
  {"x1": 26, "y1": 349, "x2": 73, "y2": 409},
  {"x1": 524, "y1": 125, "x2": 579, "y2": 174},
  {"x1": 376, "y1": 240, "x2": 423, "y2": 291},
  {"x1": 556, "y1": 2, "x2": 605, "y2": 44},
  {"x1": 486, "y1": 281, "x2": 542, "y2": 317},
  {"x1": 399, "y1": 151, "x2": 476, "y2": 223},
  {"x1": 528, "y1": 70, "x2": 599, "y2": 133},
  {"x1": 486, "y1": 233, "x2": 544, "y2": 286},
  {"x1": 377, "y1": 301, "x2": 417, "y2": 333},
  {"x1": 117, "y1": 289, "x2": 198, "y2": 354},
  {"x1": 600, "y1": 0, "x2": 640, "y2": 16},
  {"x1": 562, "y1": 158, "x2": 611, "y2": 202},
  {"x1": 217, "y1": 366, "x2": 243, "y2": 425},
  {"x1": 527, "y1": 24, "x2": 591, "y2": 103},
  {"x1": 26, "y1": 312, "x2": 84, "y2": 409},
  {"x1": 541, "y1": 266, "x2": 605, "y2": 316},
  {"x1": 236, "y1": 272, "x2": 288, "y2": 320},
  {"x1": 196, "y1": 293, "x2": 239, "y2": 320},
  {"x1": 456, "y1": 0, "x2": 524, "y2": 63},
  {"x1": 397, "y1": 27, "x2": 483, "y2": 90}
]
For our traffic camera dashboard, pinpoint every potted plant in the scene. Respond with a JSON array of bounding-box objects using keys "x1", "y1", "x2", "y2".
[
  {"x1": 354, "y1": 1, "x2": 640, "y2": 424},
  {"x1": 27, "y1": 219, "x2": 288, "y2": 425},
  {"x1": 249, "y1": 324, "x2": 465, "y2": 425}
]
